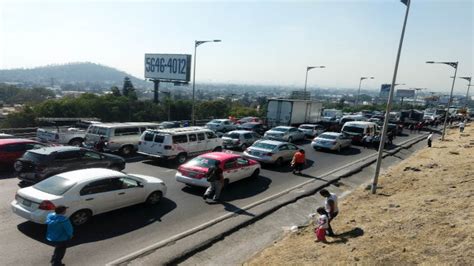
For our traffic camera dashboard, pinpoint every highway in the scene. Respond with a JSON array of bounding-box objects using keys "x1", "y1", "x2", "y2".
[{"x1": 0, "y1": 132, "x2": 424, "y2": 265}]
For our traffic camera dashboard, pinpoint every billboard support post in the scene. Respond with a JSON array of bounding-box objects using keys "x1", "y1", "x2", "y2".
[{"x1": 153, "y1": 80, "x2": 160, "y2": 104}]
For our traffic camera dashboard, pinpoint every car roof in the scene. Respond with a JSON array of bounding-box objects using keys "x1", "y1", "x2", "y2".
[
  {"x1": 0, "y1": 138, "x2": 39, "y2": 145},
  {"x1": 319, "y1": 132, "x2": 342, "y2": 137},
  {"x1": 147, "y1": 126, "x2": 210, "y2": 134},
  {"x1": 89, "y1": 122, "x2": 159, "y2": 128},
  {"x1": 28, "y1": 146, "x2": 81, "y2": 155},
  {"x1": 272, "y1": 126, "x2": 292, "y2": 129},
  {"x1": 256, "y1": 139, "x2": 287, "y2": 146},
  {"x1": 226, "y1": 130, "x2": 253, "y2": 134},
  {"x1": 241, "y1": 122, "x2": 261, "y2": 125},
  {"x1": 343, "y1": 121, "x2": 377, "y2": 126},
  {"x1": 199, "y1": 152, "x2": 241, "y2": 161},
  {"x1": 56, "y1": 168, "x2": 127, "y2": 183}
]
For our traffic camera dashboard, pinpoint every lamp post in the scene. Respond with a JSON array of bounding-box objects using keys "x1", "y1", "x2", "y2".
[
  {"x1": 457, "y1": 77, "x2": 472, "y2": 108},
  {"x1": 371, "y1": 0, "x2": 411, "y2": 194},
  {"x1": 356, "y1": 77, "x2": 374, "y2": 106},
  {"x1": 162, "y1": 91, "x2": 171, "y2": 121},
  {"x1": 426, "y1": 61, "x2": 459, "y2": 140},
  {"x1": 191, "y1": 39, "x2": 221, "y2": 125},
  {"x1": 304, "y1": 66, "x2": 325, "y2": 100}
]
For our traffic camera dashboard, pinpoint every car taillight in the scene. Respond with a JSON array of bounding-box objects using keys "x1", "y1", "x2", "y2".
[
  {"x1": 39, "y1": 200, "x2": 55, "y2": 210},
  {"x1": 195, "y1": 172, "x2": 206, "y2": 179},
  {"x1": 164, "y1": 145, "x2": 172, "y2": 150},
  {"x1": 265, "y1": 152, "x2": 273, "y2": 156}
]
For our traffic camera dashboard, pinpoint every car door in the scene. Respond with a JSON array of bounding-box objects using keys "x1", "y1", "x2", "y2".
[
  {"x1": 112, "y1": 177, "x2": 145, "y2": 208},
  {"x1": 235, "y1": 157, "x2": 252, "y2": 180},
  {"x1": 81, "y1": 150, "x2": 108, "y2": 168},
  {"x1": 1, "y1": 143, "x2": 27, "y2": 163},
  {"x1": 277, "y1": 144, "x2": 291, "y2": 160},
  {"x1": 53, "y1": 150, "x2": 83, "y2": 173},
  {"x1": 196, "y1": 132, "x2": 207, "y2": 152},
  {"x1": 187, "y1": 133, "x2": 199, "y2": 155},
  {"x1": 79, "y1": 179, "x2": 119, "y2": 214},
  {"x1": 223, "y1": 158, "x2": 238, "y2": 183},
  {"x1": 341, "y1": 135, "x2": 352, "y2": 147},
  {"x1": 287, "y1": 144, "x2": 299, "y2": 158}
]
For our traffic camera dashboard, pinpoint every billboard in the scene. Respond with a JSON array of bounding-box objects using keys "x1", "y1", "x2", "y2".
[
  {"x1": 379, "y1": 84, "x2": 391, "y2": 99},
  {"x1": 396, "y1": 89, "x2": 415, "y2": 98},
  {"x1": 145, "y1": 54, "x2": 192, "y2": 82}
]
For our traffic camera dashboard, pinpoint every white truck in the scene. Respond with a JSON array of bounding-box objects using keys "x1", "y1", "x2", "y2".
[
  {"x1": 266, "y1": 99, "x2": 322, "y2": 127},
  {"x1": 36, "y1": 120, "x2": 100, "y2": 146}
]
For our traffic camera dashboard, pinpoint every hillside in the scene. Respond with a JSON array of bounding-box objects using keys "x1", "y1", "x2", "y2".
[{"x1": 0, "y1": 62, "x2": 147, "y2": 88}]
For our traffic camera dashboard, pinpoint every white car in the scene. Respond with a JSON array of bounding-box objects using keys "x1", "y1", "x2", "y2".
[
  {"x1": 11, "y1": 168, "x2": 167, "y2": 226},
  {"x1": 311, "y1": 132, "x2": 352, "y2": 152},
  {"x1": 205, "y1": 119, "x2": 236, "y2": 133},
  {"x1": 298, "y1": 124, "x2": 325, "y2": 137},
  {"x1": 263, "y1": 126, "x2": 305, "y2": 143}
]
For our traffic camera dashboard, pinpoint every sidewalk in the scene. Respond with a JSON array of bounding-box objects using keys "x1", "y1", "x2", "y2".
[{"x1": 247, "y1": 125, "x2": 474, "y2": 265}]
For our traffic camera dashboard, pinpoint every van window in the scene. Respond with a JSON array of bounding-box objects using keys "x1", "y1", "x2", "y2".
[
  {"x1": 114, "y1": 127, "x2": 140, "y2": 136},
  {"x1": 343, "y1": 126, "x2": 364, "y2": 134},
  {"x1": 197, "y1": 133, "x2": 205, "y2": 141},
  {"x1": 173, "y1": 135, "x2": 188, "y2": 144},
  {"x1": 154, "y1": 135, "x2": 164, "y2": 143},
  {"x1": 189, "y1": 134, "x2": 197, "y2": 142},
  {"x1": 205, "y1": 131, "x2": 217, "y2": 139},
  {"x1": 144, "y1": 132, "x2": 154, "y2": 141},
  {"x1": 88, "y1": 126, "x2": 108, "y2": 136}
]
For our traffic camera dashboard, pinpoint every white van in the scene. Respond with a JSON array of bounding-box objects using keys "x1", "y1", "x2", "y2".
[
  {"x1": 83, "y1": 122, "x2": 160, "y2": 155},
  {"x1": 341, "y1": 121, "x2": 378, "y2": 142},
  {"x1": 137, "y1": 127, "x2": 223, "y2": 164},
  {"x1": 339, "y1": 115, "x2": 368, "y2": 125}
]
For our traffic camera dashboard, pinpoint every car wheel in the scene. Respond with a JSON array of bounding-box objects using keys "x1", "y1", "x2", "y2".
[
  {"x1": 70, "y1": 210, "x2": 92, "y2": 226},
  {"x1": 176, "y1": 153, "x2": 187, "y2": 164},
  {"x1": 146, "y1": 191, "x2": 163, "y2": 205},
  {"x1": 68, "y1": 138, "x2": 83, "y2": 147},
  {"x1": 213, "y1": 146, "x2": 223, "y2": 152},
  {"x1": 275, "y1": 157, "x2": 283, "y2": 167},
  {"x1": 120, "y1": 145, "x2": 134, "y2": 156},
  {"x1": 250, "y1": 169, "x2": 260, "y2": 179},
  {"x1": 240, "y1": 144, "x2": 247, "y2": 151},
  {"x1": 288, "y1": 137, "x2": 293, "y2": 143}
]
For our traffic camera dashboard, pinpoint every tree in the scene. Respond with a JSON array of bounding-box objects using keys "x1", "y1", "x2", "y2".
[
  {"x1": 111, "y1": 86, "x2": 121, "y2": 96},
  {"x1": 122, "y1": 77, "x2": 135, "y2": 97}
]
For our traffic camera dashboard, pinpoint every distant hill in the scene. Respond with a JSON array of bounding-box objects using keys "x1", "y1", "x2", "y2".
[{"x1": 0, "y1": 62, "x2": 148, "y2": 89}]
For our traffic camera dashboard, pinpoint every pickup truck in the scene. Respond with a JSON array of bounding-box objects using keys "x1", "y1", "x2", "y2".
[{"x1": 37, "y1": 121, "x2": 100, "y2": 146}]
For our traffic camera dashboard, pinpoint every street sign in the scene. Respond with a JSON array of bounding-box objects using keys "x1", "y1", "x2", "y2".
[
  {"x1": 380, "y1": 84, "x2": 391, "y2": 99},
  {"x1": 145, "y1": 54, "x2": 192, "y2": 82}
]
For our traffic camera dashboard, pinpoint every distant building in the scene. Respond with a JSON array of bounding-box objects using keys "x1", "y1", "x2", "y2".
[{"x1": 290, "y1": 90, "x2": 311, "y2": 100}]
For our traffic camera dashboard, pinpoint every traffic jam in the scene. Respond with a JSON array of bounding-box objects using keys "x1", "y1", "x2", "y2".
[{"x1": 1, "y1": 100, "x2": 436, "y2": 227}]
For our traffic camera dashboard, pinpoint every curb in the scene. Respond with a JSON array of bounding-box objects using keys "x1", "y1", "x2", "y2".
[{"x1": 109, "y1": 134, "x2": 428, "y2": 265}]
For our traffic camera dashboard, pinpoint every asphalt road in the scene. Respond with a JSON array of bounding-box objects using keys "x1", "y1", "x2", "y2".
[{"x1": 0, "y1": 132, "x2": 423, "y2": 265}]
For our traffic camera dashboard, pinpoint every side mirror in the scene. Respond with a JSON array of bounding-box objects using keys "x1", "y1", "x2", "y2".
[{"x1": 138, "y1": 182, "x2": 144, "y2": 188}]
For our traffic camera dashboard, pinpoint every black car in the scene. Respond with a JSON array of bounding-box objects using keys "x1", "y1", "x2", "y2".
[
  {"x1": 14, "y1": 146, "x2": 126, "y2": 183},
  {"x1": 237, "y1": 122, "x2": 267, "y2": 135}
]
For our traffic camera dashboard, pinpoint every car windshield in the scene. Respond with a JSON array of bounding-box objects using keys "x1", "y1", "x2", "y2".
[
  {"x1": 240, "y1": 123, "x2": 255, "y2": 128},
  {"x1": 272, "y1": 128, "x2": 288, "y2": 132},
  {"x1": 209, "y1": 120, "x2": 221, "y2": 124},
  {"x1": 319, "y1": 134, "x2": 337, "y2": 140},
  {"x1": 188, "y1": 157, "x2": 220, "y2": 168},
  {"x1": 299, "y1": 125, "x2": 314, "y2": 129},
  {"x1": 33, "y1": 176, "x2": 76, "y2": 195},
  {"x1": 22, "y1": 151, "x2": 49, "y2": 163},
  {"x1": 253, "y1": 142, "x2": 277, "y2": 150},
  {"x1": 343, "y1": 126, "x2": 364, "y2": 134},
  {"x1": 223, "y1": 133, "x2": 240, "y2": 139}
]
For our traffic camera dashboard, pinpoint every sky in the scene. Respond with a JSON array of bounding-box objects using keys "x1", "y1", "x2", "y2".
[{"x1": 0, "y1": 0, "x2": 473, "y2": 93}]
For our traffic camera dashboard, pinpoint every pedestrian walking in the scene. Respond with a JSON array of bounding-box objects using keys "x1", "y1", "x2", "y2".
[
  {"x1": 362, "y1": 133, "x2": 370, "y2": 149},
  {"x1": 427, "y1": 132, "x2": 433, "y2": 148},
  {"x1": 94, "y1": 136, "x2": 106, "y2": 152},
  {"x1": 388, "y1": 133, "x2": 394, "y2": 145},
  {"x1": 459, "y1": 121, "x2": 465, "y2": 133},
  {"x1": 314, "y1": 207, "x2": 329, "y2": 243},
  {"x1": 320, "y1": 189, "x2": 339, "y2": 236},
  {"x1": 46, "y1": 205, "x2": 73, "y2": 266},
  {"x1": 291, "y1": 149, "x2": 306, "y2": 175},
  {"x1": 203, "y1": 161, "x2": 224, "y2": 201}
]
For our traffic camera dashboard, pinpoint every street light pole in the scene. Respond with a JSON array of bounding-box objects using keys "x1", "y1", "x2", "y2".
[
  {"x1": 371, "y1": 0, "x2": 411, "y2": 194},
  {"x1": 162, "y1": 91, "x2": 171, "y2": 121},
  {"x1": 458, "y1": 77, "x2": 472, "y2": 108},
  {"x1": 191, "y1": 39, "x2": 221, "y2": 126},
  {"x1": 356, "y1": 76, "x2": 374, "y2": 106},
  {"x1": 303, "y1": 66, "x2": 325, "y2": 100},
  {"x1": 426, "y1": 61, "x2": 459, "y2": 141}
]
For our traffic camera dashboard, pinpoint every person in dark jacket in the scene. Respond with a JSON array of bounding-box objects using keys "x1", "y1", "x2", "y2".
[
  {"x1": 94, "y1": 136, "x2": 106, "y2": 152},
  {"x1": 46, "y1": 206, "x2": 73, "y2": 266},
  {"x1": 203, "y1": 161, "x2": 224, "y2": 201}
]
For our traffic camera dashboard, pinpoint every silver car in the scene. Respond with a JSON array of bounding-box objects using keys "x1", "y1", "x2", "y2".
[
  {"x1": 205, "y1": 119, "x2": 236, "y2": 133},
  {"x1": 263, "y1": 126, "x2": 306, "y2": 143},
  {"x1": 311, "y1": 132, "x2": 352, "y2": 152},
  {"x1": 298, "y1": 124, "x2": 325, "y2": 138},
  {"x1": 243, "y1": 140, "x2": 299, "y2": 166},
  {"x1": 222, "y1": 130, "x2": 261, "y2": 151}
]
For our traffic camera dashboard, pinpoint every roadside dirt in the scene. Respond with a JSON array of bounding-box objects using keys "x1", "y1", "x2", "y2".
[{"x1": 247, "y1": 124, "x2": 474, "y2": 265}]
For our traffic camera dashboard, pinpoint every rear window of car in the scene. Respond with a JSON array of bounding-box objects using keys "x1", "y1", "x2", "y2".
[
  {"x1": 22, "y1": 151, "x2": 49, "y2": 163},
  {"x1": 33, "y1": 176, "x2": 76, "y2": 195},
  {"x1": 343, "y1": 126, "x2": 364, "y2": 134},
  {"x1": 299, "y1": 125, "x2": 314, "y2": 130},
  {"x1": 224, "y1": 133, "x2": 240, "y2": 139},
  {"x1": 253, "y1": 142, "x2": 277, "y2": 150},
  {"x1": 188, "y1": 157, "x2": 219, "y2": 168},
  {"x1": 272, "y1": 128, "x2": 288, "y2": 132},
  {"x1": 319, "y1": 134, "x2": 337, "y2": 140}
]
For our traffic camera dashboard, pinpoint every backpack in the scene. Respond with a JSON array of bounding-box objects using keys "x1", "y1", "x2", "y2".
[{"x1": 206, "y1": 167, "x2": 217, "y2": 182}]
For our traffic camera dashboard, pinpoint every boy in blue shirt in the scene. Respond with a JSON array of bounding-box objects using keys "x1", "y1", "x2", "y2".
[{"x1": 46, "y1": 205, "x2": 73, "y2": 266}]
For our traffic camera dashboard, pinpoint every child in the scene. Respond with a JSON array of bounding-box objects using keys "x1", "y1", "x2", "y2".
[{"x1": 314, "y1": 207, "x2": 329, "y2": 243}]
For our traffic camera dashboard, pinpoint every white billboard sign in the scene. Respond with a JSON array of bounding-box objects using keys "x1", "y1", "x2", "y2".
[
  {"x1": 145, "y1": 54, "x2": 191, "y2": 82},
  {"x1": 396, "y1": 89, "x2": 415, "y2": 98}
]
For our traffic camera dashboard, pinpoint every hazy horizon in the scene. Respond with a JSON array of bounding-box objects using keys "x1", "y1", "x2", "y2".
[{"x1": 1, "y1": 0, "x2": 472, "y2": 93}]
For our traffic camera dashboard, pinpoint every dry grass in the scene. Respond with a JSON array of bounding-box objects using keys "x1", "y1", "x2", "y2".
[{"x1": 247, "y1": 125, "x2": 474, "y2": 265}]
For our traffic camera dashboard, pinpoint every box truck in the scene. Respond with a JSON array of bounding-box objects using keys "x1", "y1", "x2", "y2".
[{"x1": 266, "y1": 99, "x2": 322, "y2": 127}]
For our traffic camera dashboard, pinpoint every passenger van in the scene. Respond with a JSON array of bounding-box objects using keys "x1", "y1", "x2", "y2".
[
  {"x1": 83, "y1": 122, "x2": 159, "y2": 155},
  {"x1": 339, "y1": 115, "x2": 368, "y2": 125},
  {"x1": 341, "y1": 121, "x2": 378, "y2": 142},
  {"x1": 137, "y1": 127, "x2": 223, "y2": 164}
]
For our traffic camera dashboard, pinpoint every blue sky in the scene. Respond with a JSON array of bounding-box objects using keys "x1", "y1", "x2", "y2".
[{"x1": 0, "y1": 0, "x2": 472, "y2": 93}]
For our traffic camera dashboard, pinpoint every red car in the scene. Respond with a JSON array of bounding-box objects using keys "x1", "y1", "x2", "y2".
[
  {"x1": 175, "y1": 152, "x2": 261, "y2": 187},
  {"x1": 0, "y1": 139, "x2": 48, "y2": 165}
]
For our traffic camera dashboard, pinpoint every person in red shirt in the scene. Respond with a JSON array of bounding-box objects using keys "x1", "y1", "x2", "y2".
[{"x1": 291, "y1": 149, "x2": 306, "y2": 175}]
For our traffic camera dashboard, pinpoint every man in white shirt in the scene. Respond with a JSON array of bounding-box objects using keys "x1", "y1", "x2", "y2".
[
  {"x1": 459, "y1": 122, "x2": 465, "y2": 133},
  {"x1": 320, "y1": 189, "x2": 339, "y2": 236},
  {"x1": 427, "y1": 132, "x2": 433, "y2": 147}
]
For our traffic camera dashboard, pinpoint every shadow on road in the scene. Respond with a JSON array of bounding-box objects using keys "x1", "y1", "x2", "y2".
[
  {"x1": 206, "y1": 201, "x2": 255, "y2": 217},
  {"x1": 314, "y1": 147, "x2": 362, "y2": 156},
  {"x1": 141, "y1": 158, "x2": 179, "y2": 170},
  {"x1": 181, "y1": 175, "x2": 272, "y2": 202},
  {"x1": 328, "y1": 227, "x2": 364, "y2": 244},
  {"x1": 0, "y1": 168, "x2": 16, "y2": 180},
  {"x1": 17, "y1": 198, "x2": 177, "y2": 247},
  {"x1": 261, "y1": 159, "x2": 315, "y2": 173}
]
